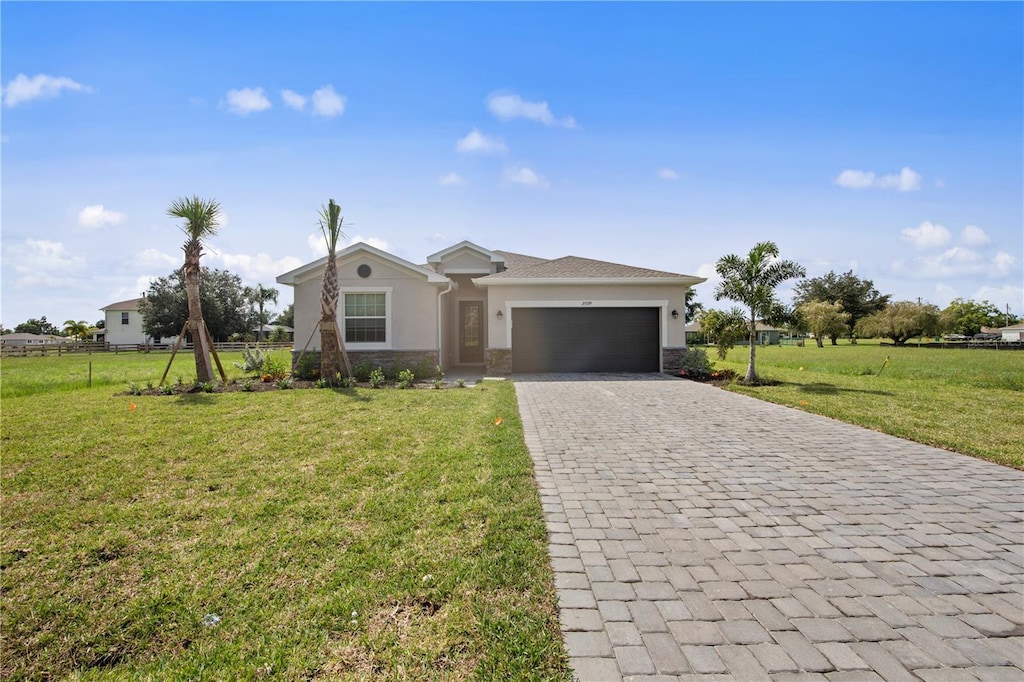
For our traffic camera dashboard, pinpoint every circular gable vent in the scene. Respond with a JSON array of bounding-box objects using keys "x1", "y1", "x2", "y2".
[{"x1": 357, "y1": 264, "x2": 372, "y2": 278}]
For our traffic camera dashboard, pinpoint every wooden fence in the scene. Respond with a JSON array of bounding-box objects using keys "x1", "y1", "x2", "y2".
[{"x1": 0, "y1": 341, "x2": 293, "y2": 358}]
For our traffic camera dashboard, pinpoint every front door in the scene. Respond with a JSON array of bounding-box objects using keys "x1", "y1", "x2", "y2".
[{"x1": 459, "y1": 300, "x2": 484, "y2": 364}]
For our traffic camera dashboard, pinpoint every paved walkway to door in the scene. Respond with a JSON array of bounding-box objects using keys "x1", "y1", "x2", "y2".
[{"x1": 514, "y1": 374, "x2": 1023, "y2": 681}]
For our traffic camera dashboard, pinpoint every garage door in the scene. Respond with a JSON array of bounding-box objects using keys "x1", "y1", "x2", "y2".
[{"x1": 511, "y1": 307, "x2": 660, "y2": 373}]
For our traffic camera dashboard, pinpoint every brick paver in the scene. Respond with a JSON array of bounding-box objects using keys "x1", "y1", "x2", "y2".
[{"x1": 515, "y1": 374, "x2": 1023, "y2": 681}]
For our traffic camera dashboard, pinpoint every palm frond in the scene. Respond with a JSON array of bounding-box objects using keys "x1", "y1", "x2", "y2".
[{"x1": 318, "y1": 199, "x2": 346, "y2": 256}]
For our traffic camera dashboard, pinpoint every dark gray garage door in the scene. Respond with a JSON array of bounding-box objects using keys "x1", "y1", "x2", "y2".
[{"x1": 511, "y1": 307, "x2": 660, "y2": 373}]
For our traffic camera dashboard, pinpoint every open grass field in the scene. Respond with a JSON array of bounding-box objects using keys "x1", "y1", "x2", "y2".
[
  {"x1": 707, "y1": 341, "x2": 1024, "y2": 469},
  {"x1": 1, "y1": 353, "x2": 571, "y2": 680}
]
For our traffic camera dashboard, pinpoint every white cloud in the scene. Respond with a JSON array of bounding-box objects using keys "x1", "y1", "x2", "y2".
[
  {"x1": 900, "y1": 221, "x2": 951, "y2": 249},
  {"x1": 281, "y1": 89, "x2": 307, "y2": 111},
  {"x1": 3, "y1": 73, "x2": 91, "y2": 107},
  {"x1": 344, "y1": 235, "x2": 390, "y2": 252},
  {"x1": 971, "y1": 284, "x2": 1024, "y2": 313},
  {"x1": 891, "y1": 247, "x2": 1017, "y2": 279},
  {"x1": 503, "y1": 166, "x2": 549, "y2": 189},
  {"x1": 77, "y1": 204, "x2": 126, "y2": 229},
  {"x1": 992, "y1": 251, "x2": 1017, "y2": 275},
  {"x1": 226, "y1": 87, "x2": 272, "y2": 115},
  {"x1": 307, "y1": 233, "x2": 329, "y2": 258},
  {"x1": 137, "y1": 248, "x2": 179, "y2": 269},
  {"x1": 455, "y1": 128, "x2": 507, "y2": 155},
  {"x1": 311, "y1": 85, "x2": 346, "y2": 118},
  {"x1": 439, "y1": 172, "x2": 467, "y2": 186},
  {"x1": 486, "y1": 92, "x2": 576, "y2": 128},
  {"x1": 877, "y1": 167, "x2": 922, "y2": 192},
  {"x1": 110, "y1": 275, "x2": 161, "y2": 303},
  {"x1": 9, "y1": 238, "x2": 85, "y2": 287},
  {"x1": 961, "y1": 225, "x2": 990, "y2": 246},
  {"x1": 207, "y1": 251, "x2": 303, "y2": 282},
  {"x1": 306, "y1": 234, "x2": 390, "y2": 258},
  {"x1": 835, "y1": 166, "x2": 922, "y2": 191},
  {"x1": 658, "y1": 168, "x2": 679, "y2": 180}
]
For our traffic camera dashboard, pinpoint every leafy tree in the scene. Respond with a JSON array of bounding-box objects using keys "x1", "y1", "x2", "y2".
[
  {"x1": 246, "y1": 283, "x2": 279, "y2": 339},
  {"x1": 63, "y1": 320, "x2": 91, "y2": 341},
  {"x1": 793, "y1": 270, "x2": 890, "y2": 344},
  {"x1": 140, "y1": 268, "x2": 250, "y2": 343},
  {"x1": 167, "y1": 195, "x2": 223, "y2": 383},
  {"x1": 855, "y1": 300, "x2": 942, "y2": 345},
  {"x1": 272, "y1": 303, "x2": 294, "y2": 328},
  {"x1": 715, "y1": 241, "x2": 806, "y2": 382},
  {"x1": 685, "y1": 289, "x2": 704, "y2": 324},
  {"x1": 940, "y1": 299, "x2": 1008, "y2": 337},
  {"x1": 95, "y1": 319, "x2": 105, "y2": 329},
  {"x1": 795, "y1": 301, "x2": 851, "y2": 348},
  {"x1": 699, "y1": 307, "x2": 748, "y2": 359},
  {"x1": 14, "y1": 317, "x2": 60, "y2": 336}
]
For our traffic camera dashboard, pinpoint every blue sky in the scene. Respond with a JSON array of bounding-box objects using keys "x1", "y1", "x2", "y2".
[{"x1": 2, "y1": 2, "x2": 1022, "y2": 328}]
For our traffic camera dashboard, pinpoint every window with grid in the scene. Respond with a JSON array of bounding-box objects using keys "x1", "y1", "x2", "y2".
[
  {"x1": 121, "y1": 312, "x2": 130, "y2": 325},
  {"x1": 344, "y1": 292, "x2": 386, "y2": 343}
]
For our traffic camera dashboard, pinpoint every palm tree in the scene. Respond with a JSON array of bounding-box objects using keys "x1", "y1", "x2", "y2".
[
  {"x1": 246, "y1": 283, "x2": 279, "y2": 340},
  {"x1": 167, "y1": 195, "x2": 223, "y2": 383},
  {"x1": 63, "y1": 319, "x2": 91, "y2": 341},
  {"x1": 317, "y1": 199, "x2": 350, "y2": 379},
  {"x1": 714, "y1": 241, "x2": 805, "y2": 383}
]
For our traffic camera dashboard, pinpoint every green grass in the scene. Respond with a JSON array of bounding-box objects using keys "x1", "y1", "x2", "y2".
[
  {"x1": 1, "y1": 355, "x2": 571, "y2": 680},
  {"x1": 705, "y1": 341, "x2": 1024, "y2": 469}
]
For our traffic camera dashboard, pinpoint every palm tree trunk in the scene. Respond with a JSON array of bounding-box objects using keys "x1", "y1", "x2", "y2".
[
  {"x1": 186, "y1": 264, "x2": 214, "y2": 383},
  {"x1": 320, "y1": 255, "x2": 342, "y2": 379},
  {"x1": 746, "y1": 312, "x2": 757, "y2": 383}
]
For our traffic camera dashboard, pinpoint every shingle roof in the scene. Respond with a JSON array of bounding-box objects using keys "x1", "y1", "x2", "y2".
[
  {"x1": 493, "y1": 250, "x2": 550, "y2": 269},
  {"x1": 102, "y1": 297, "x2": 143, "y2": 311},
  {"x1": 480, "y1": 255, "x2": 692, "y2": 280}
]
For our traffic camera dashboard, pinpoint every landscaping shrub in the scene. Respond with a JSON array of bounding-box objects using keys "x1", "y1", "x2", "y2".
[
  {"x1": 293, "y1": 352, "x2": 320, "y2": 380},
  {"x1": 676, "y1": 348, "x2": 715, "y2": 380},
  {"x1": 261, "y1": 353, "x2": 289, "y2": 381},
  {"x1": 397, "y1": 368, "x2": 415, "y2": 389},
  {"x1": 369, "y1": 367, "x2": 385, "y2": 388},
  {"x1": 352, "y1": 361, "x2": 373, "y2": 383},
  {"x1": 234, "y1": 346, "x2": 267, "y2": 375}
]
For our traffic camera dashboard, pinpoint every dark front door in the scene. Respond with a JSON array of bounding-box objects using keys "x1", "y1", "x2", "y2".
[{"x1": 459, "y1": 300, "x2": 484, "y2": 364}]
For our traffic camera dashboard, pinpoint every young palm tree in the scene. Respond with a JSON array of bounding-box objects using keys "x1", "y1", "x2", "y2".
[
  {"x1": 63, "y1": 319, "x2": 91, "y2": 341},
  {"x1": 167, "y1": 195, "x2": 222, "y2": 383},
  {"x1": 246, "y1": 283, "x2": 279, "y2": 340},
  {"x1": 318, "y1": 199, "x2": 350, "y2": 379},
  {"x1": 715, "y1": 241, "x2": 805, "y2": 383}
]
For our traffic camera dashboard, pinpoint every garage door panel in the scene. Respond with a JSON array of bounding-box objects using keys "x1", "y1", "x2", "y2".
[{"x1": 511, "y1": 307, "x2": 659, "y2": 373}]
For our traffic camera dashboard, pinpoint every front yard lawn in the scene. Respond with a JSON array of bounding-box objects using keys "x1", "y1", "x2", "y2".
[{"x1": 1, "y1": 372, "x2": 571, "y2": 680}]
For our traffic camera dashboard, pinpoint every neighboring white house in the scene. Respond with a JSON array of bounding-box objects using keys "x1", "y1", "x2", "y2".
[
  {"x1": 277, "y1": 240, "x2": 705, "y2": 374},
  {"x1": 0, "y1": 333, "x2": 67, "y2": 346},
  {"x1": 101, "y1": 298, "x2": 164, "y2": 345},
  {"x1": 1000, "y1": 323, "x2": 1024, "y2": 342}
]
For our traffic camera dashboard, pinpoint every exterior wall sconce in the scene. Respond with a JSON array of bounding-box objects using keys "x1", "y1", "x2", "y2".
[
  {"x1": 671, "y1": 309, "x2": 679, "y2": 319},
  {"x1": 496, "y1": 309, "x2": 504, "y2": 319}
]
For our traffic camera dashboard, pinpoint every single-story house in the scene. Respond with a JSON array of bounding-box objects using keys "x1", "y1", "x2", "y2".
[
  {"x1": 101, "y1": 297, "x2": 166, "y2": 346},
  {"x1": 276, "y1": 240, "x2": 705, "y2": 374},
  {"x1": 684, "y1": 321, "x2": 783, "y2": 346},
  {"x1": 0, "y1": 333, "x2": 67, "y2": 347},
  {"x1": 1000, "y1": 323, "x2": 1024, "y2": 342},
  {"x1": 253, "y1": 324, "x2": 294, "y2": 341}
]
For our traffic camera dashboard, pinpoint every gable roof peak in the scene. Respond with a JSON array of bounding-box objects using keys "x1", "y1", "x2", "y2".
[{"x1": 426, "y1": 240, "x2": 504, "y2": 264}]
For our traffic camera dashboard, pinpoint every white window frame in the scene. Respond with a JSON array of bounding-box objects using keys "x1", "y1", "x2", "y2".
[
  {"x1": 121, "y1": 311, "x2": 130, "y2": 325},
  {"x1": 341, "y1": 287, "x2": 392, "y2": 350}
]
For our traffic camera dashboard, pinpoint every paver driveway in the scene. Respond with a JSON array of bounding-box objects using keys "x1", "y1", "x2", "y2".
[{"x1": 514, "y1": 374, "x2": 1023, "y2": 681}]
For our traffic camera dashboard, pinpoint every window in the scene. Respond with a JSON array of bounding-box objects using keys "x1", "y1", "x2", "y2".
[
  {"x1": 344, "y1": 292, "x2": 386, "y2": 343},
  {"x1": 121, "y1": 312, "x2": 130, "y2": 325}
]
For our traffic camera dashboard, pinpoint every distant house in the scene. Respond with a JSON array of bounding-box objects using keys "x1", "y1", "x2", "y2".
[
  {"x1": 101, "y1": 298, "x2": 167, "y2": 345},
  {"x1": 253, "y1": 324, "x2": 294, "y2": 341},
  {"x1": 682, "y1": 321, "x2": 782, "y2": 346},
  {"x1": 1000, "y1": 323, "x2": 1024, "y2": 342},
  {"x1": 0, "y1": 333, "x2": 67, "y2": 346}
]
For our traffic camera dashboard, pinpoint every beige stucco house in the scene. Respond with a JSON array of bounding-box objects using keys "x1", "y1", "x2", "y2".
[{"x1": 276, "y1": 240, "x2": 705, "y2": 374}]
